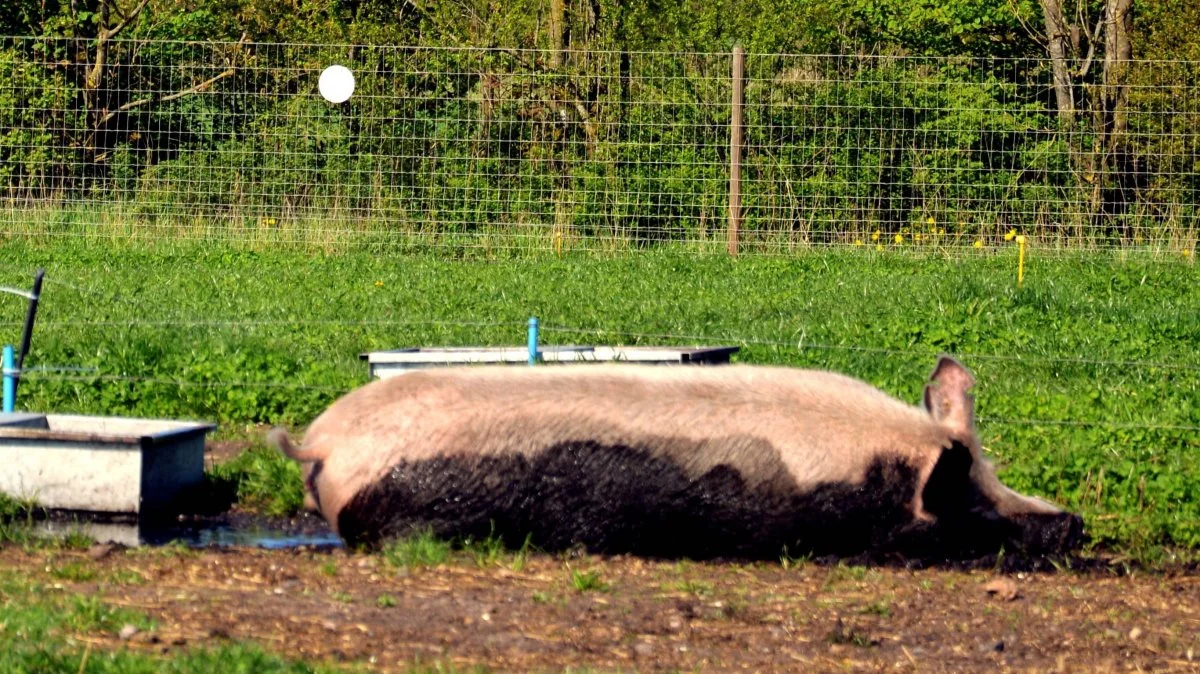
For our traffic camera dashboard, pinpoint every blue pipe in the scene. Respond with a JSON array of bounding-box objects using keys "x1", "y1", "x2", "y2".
[
  {"x1": 527, "y1": 317, "x2": 539, "y2": 365},
  {"x1": 2, "y1": 345, "x2": 14, "y2": 412}
]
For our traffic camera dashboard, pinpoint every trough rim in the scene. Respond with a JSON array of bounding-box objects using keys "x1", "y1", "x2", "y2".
[{"x1": 0, "y1": 415, "x2": 216, "y2": 446}]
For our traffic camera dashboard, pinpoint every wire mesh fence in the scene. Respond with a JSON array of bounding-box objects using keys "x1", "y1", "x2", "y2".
[{"x1": 2, "y1": 36, "x2": 1198, "y2": 254}]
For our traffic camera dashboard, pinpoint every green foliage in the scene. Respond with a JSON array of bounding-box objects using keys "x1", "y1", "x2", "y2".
[
  {"x1": 2, "y1": 0, "x2": 1198, "y2": 262},
  {"x1": 0, "y1": 43, "x2": 81, "y2": 193},
  {"x1": 0, "y1": 492, "x2": 32, "y2": 522},
  {"x1": 3, "y1": 40, "x2": 1194, "y2": 251},
  {"x1": 832, "y1": 0, "x2": 1044, "y2": 56},
  {"x1": 208, "y1": 444, "x2": 307, "y2": 517},
  {"x1": 0, "y1": 493, "x2": 37, "y2": 545}
]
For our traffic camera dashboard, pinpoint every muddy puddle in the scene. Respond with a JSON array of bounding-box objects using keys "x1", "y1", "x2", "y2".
[{"x1": 27, "y1": 510, "x2": 343, "y2": 549}]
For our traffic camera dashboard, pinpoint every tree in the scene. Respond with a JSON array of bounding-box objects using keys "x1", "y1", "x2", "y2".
[{"x1": 1031, "y1": 0, "x2": 1141, "y2": 234}]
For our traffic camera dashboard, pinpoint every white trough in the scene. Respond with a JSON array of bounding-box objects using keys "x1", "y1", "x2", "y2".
[
  {"x1": 0, "y1": 413, "x2": 215, "y2": 514},
  {"x1": 360, "y1": 345, "x2": 740, "y2": 380}
]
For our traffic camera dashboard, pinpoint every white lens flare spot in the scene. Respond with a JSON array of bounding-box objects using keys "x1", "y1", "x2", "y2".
[{"x1": 318, "y1": 65, "x2": 355, "y2": 104}]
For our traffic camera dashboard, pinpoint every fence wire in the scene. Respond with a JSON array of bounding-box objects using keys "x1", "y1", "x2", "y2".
[
  {"x1": 2, "y1": 38, "x2": 1198, "y2": 254},
  {"x1": 13, "y1": 369, "x2": 1199, "y2": 434}
]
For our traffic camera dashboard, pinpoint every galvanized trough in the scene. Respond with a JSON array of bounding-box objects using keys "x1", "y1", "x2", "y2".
[
  {"x1": 360, "y1": 345, "x2": 740, "y2": 380},
  {"x1": 0, "y1": 413, "x2": 215, "y2": 514}
]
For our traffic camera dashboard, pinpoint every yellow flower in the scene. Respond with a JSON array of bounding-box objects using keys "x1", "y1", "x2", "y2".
[
  {"x1": 926, "y1": 216, "x2": 936, "y2": 226},
  {"x1": 1184, "y1": 249, "x2": 1193, "y2": 258},
  {"x1": 265, "y1": 217, "x2": 277, "y2": 226},
  {"x1": 871, "y1": 230, "x2": 881, "y2": 241},
  {"x1": 374, "y1": 280, "x2": 384, "y2": 288},
  {"x1": 914, "y1": 233, "x2": 923, "y2": 242},
  {"x1": 937, "y1": 228, "x2": 945, "y2": 235},
  {"x1": 894, "y1": 234, "x2": 904, "y2": 244},
  {"x1": 875, "y1": 244, "x2": 884, "y2": 251},
  {"x1": 854, "y1": 239, "x2": 864, "y2": 246},
  {"x1": 1004, "y1": 229, "x2": 1017, "y2": 241},
  {"x1": 973, "y1": 240, "x2": 983, "y2": 249}
]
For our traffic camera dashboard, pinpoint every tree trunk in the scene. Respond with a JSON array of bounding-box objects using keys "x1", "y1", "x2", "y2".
[
  {"x1": 1102, "y1": 0, "x2": 1134, "y2": 144},
  {"x1": 82, "y1": 0, "x2": 151, "y2": 163},
  {"x1": 1039, "y1": 0, "x2": 1076, "y2": 127},
  {"x1": 549, "y1": 0, "x2": 568, "y2": 68},
  {"x1": 1100, "y1": 0, "x2": 1136, "y2": 234}
]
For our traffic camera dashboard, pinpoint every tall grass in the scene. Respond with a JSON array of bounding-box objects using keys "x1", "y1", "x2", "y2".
[{"x1": 4, "y1": 204, "x2": 1195, "y2": 257}]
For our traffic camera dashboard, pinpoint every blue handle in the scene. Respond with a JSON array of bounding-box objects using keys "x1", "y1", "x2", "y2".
[
  {"x1": 527, "y1": 317, "x2": 539, "y2": 365},
  {"x1": 2, "y1": 345, "x2": 14, "y2": 412}
]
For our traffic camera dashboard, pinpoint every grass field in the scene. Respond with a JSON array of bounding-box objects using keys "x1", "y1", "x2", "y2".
[{"x1": 0, "y1": 239, "x2": 1197, "y2": 556}]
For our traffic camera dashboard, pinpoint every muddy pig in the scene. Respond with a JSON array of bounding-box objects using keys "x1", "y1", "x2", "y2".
[{"x1": 268, "y1": 356, "x2": 1083, "y2": 559}]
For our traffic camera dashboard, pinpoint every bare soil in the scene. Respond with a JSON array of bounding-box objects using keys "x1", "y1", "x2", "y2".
[
  {"x1": 5, "y1": 542, "x2": 1199, "y2": 673},
  {"x1": 204, "y1": 437, "x2": 258, "y2": 468}
]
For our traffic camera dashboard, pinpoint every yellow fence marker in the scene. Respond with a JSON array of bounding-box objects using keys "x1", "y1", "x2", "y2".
[{"x1": 1016, "y1": 234, "x2": 1027, "y2": 286}]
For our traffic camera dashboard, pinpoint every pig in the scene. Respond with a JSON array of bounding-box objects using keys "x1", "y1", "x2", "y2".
[{"x1": 268, "y1": 356, "x2": 1083, "y2": 560}]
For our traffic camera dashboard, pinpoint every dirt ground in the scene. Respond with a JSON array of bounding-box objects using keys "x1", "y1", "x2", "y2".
[
  {"x1": 5, "y1": 539, "x2": 1200, "y2": 674},
  {"x1": 3, "y1": 439, "x2": 1195, "y2": 672}
]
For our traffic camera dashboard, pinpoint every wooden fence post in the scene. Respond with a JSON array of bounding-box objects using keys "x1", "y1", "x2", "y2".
[{"x1": 728, "y1": 45, "x2": 745, "y2": 256}]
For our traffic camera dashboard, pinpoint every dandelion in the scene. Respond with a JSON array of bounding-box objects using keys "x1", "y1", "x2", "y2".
[
  {"x1": 894, "y1": 234, "x2": 903, "y2": 244},
  {"x1": 973, "y1": 240, "x2": 983, "y2": 249},
  {"x1": 1004, "y1": 229, "x2": 1017, "y2": 242},
  {"x1": 875, "y1": 244, "x2": 884, "y2": 251},
  {"x1": 926, "y1": 216, "x2": 936, "y2": 226},
  {"x1": 871, "y1": 230, "x2": 881, "y2": 241},
  {"x1": 374, "y1": 280, "x2": 384, "y2": 288},
  {"x1": 914, "y1": 233, "x2": 923, "y2": 242},
  {"x1": 854, "y1": 239, "x2": 864, "y2": 246},
  {"x1": 937, "y1": 228, "x2": 945, "y2": 235},
  {"x1": 1184, "y1": 249, "x2": 1193, "y2": 258}
]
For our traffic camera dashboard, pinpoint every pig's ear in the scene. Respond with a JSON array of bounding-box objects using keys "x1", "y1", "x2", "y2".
[{"x1": 923, "y1": 356, "x2": 976, "y2": 434}]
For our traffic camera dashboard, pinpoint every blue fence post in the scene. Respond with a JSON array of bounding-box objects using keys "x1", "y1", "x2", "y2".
[
  {"x1": 2, "y1": 345, "x2": 14, "y2": 413},
  {"x1": 527, "y1": 317, "x2": 539, "y2": 365}
]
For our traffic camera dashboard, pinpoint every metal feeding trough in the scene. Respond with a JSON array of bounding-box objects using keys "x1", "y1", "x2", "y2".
[
  {"x1": 361, "y1": 345, "x2": 740, "y2": 380},
  {"x1": 0, "y1": 413, "x2": 215, "y2": 514}
]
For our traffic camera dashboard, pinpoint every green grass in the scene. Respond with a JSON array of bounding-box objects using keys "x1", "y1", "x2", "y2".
[
  {"x1": 669, "y1": 579, "x2": 715, "y2": 597},
  {"x1": 0, "y1": 493, "x2": 39, "y2": 545},
  {"x1": 568, "y1": 568, "x2": 609, "y2": 593},
  {"x1": 382, "y1": 529, "x2": 454, "y2": 569},
  {"x1": 860, "y1": 600, "x2": 893, "y2": 618},
  {"x1": 207, "y1": 443, "x2": 307, "y2": 517},
  {"x1": 1, "y1": 240, "x2": 1198, "y2": 557},
  {"x1": 49, "y1": 561, "x2": 98, "y2": 582},
  {"x1": 379, "y1": 529, "x2": 534, "y2": 571}
]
